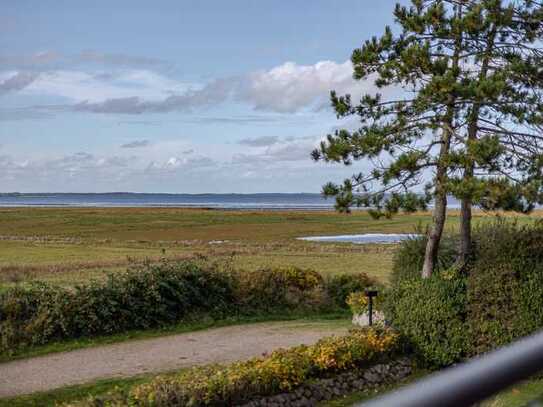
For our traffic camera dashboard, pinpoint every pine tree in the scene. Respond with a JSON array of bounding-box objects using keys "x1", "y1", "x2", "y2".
[
  {"x1": 450, "y1": 0, "x2": 543, "y2": 267},
  {"x1": 312, "y1": 0, "x2": 543, "y2": 277}
]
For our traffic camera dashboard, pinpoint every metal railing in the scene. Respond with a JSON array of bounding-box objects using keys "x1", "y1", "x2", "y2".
[{"x1": 359, "y1": 329, "x2": 543, "y2": 407}]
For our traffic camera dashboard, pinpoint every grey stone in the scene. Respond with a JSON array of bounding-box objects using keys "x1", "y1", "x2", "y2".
[
  {"x1": 353, "y1": 379, "x2": 366, "y2": 389},
  {"x1": 313, "y1": 387, "x2": 325, "y2": 401},
  {"x1": 320, "y1": 378, "x2": 334, "y2": 386},
  {"x1": 239, "y1": 358, "x2": 413, "y2": 406},
  {"x1": 299, "y1": 396, "x2": 310, "y2": 406},
  {"x1": 363, "y1": 371, "x2": 379, "y2": 383}
]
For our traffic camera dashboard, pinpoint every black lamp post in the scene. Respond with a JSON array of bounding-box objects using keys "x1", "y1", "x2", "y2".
[{"x1": 365, "y1": 289, "x2": 378, "y2": 326}]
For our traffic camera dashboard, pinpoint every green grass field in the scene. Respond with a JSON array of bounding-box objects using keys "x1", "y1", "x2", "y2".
[{"x1": 1, "y1": 207, "x2": 540, "y2": 288}]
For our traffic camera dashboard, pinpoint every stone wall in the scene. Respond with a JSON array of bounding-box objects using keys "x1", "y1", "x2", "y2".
[{"x1": 241, "y1": 357, "x2": 412, "y2": 407}]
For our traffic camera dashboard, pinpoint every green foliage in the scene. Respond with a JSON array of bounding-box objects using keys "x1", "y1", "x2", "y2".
[
  {"x1": 384, "y1": 276, "x2": 468, "y2": 368},
  {"x1": 346, "y1": 291, "x2": 385, "y2": 316},
  {"x1": 325, "y1": 273, "x2": 377, "y2": 308},
  {"x1": 0, "y1": 263, "x2": 371, "y2": 355},
  {"x1": 0, "y1": 261, "x2": 236, "y2": 354},
  {"x1": 313, "y1": 0, "x2": 543, "y2": 216},
  {"x1": 386, "y1": 220, "x2": 543, "y2": 366},
  {"x1": 233, "y1": 266, "x2": 331, "y2": 313},
  {"x1": 72, "y1": 327, "x2": 400, "y2": 407},
  {"x1": 467, "y1": 220, "x2": 543, "y2": 354},
  {"x1": 346, "y1": 292, "x2": 370, "y2": 315},
  {"x1": 390, "y1": 232, "x2": 457, "y2": 284}
]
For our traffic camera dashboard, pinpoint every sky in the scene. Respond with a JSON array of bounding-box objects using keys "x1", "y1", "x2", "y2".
[{"x1": 0, "y1": 0, "x2": 401, "y2": 193}]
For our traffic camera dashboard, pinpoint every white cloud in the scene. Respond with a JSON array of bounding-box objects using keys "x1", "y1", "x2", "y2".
[
  {"x1": 145, "y1": 155, "x2": 216, "y2": 173},
  {"x1": 240, "y1": 60, "x2": 364, "y2": 113},
  {"x1": 0, "y1": 137, "x2": 319, "y2": 185},
  {"x1": 5, "y1": 59, "x2": 377, "y2": 115},
  {"x1": 0, "y1": 135, "x2": 362, "y2": 193},
  {"x1": 22, "y1": 69, "x2": 189, "y2": 103},
  {"x1": 238, "y1": 136, "x2": 279, "y2": 147},
  {"x1": 265, "y1": 141, "x2": 316, "y2": 162},
  {"x1": 233, "y1": 137, "x2": 321, "y2": 164},
  {"x1": 77, "y1": 60, "x2": 375, "y2": 114},
  {"x1": 0, "y1": 71, "x2": 39, "y2": 95},
  {"x1": 0, "y1": 152, "x2": 134, "y2": 185},
  {"x1": 67, "y1": 60, "x2": 366, "y2": 114}
]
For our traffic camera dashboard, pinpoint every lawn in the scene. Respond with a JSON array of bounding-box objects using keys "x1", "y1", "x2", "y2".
[
  {"x1": 483, "y1": 378, "x2": 543, "y2": 406},
  {"x1": 322, "y1": 373, "x2": 543, "y2": 407},
  {"x1": 0, "y1": 375, "x2": 150, "y2": 407}
]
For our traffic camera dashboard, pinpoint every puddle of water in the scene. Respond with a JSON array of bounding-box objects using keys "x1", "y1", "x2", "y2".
[{"x1": 297, "y1": 233, "x2": 419, "y2": 244}]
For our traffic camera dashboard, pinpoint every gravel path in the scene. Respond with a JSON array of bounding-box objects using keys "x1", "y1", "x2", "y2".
[{"x1": 0, "y1": 320, "x2": 348, "y2": 398}]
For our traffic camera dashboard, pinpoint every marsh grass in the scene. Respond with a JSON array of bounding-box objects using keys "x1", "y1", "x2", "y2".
[
  {"x1": 0, "y1": 208, "x2": 540, "y2": 289},
  {"x1": 0, "y1": 243, "x2": 396, "y2": 290}
]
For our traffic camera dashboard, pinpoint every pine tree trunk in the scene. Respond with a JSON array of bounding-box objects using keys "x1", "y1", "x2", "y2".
[
  {"x1": 458, "y1": 197, "x2": 472, "y2": 265},
  {"x1": 421, "y1": 3, "x2": 464, "y2": 279},
  {"x1": 422, "y1": 113, "x2": 454, "y2": 279},
  {"x1": 422, "y1": 186, "x2": 448, "y2": 278},
  {"x1": 458, "y1": 134, "x2": 475, "y2": 267},
  {"x1": 456, "y1": 25, "x2": 497, "y2": 268}
]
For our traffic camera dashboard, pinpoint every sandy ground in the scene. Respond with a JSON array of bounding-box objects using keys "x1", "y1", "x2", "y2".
[{"x1": 0, "y1": 320, "x2": 348, "y2": 398}]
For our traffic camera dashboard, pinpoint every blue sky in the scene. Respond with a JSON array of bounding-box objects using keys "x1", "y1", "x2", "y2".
[{"x1": 0, "y1": 1, "x2": 400, "y2": 193}]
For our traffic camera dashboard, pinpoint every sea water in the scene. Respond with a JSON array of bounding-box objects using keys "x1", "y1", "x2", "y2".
[{"x1": 297, "y1": 233, "x2": 418, "y2": 244}]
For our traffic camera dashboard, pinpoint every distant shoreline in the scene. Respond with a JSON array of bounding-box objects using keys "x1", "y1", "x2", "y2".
[{"x1": 0, "y1": 192, "x2": 461, "y2": 210}]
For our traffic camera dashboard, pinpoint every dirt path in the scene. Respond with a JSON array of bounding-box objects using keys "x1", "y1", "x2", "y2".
[{"x1": 0, "y1": 320, "x2": 348, "y2": 398}]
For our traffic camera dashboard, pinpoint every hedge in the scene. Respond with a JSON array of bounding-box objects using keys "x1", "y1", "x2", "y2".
[
  {"x1": 0, "y1": 261, "x2": 376, "y2": 354},
  {"x1": 0, "y1": 261, "x2": 235, "y2": 354},
  {"x1": 325, "y1": 273, "x2": 377, "y2": 308},
  {"x1": 467, "y1": 220, "x2": 543, "y2": 354},
  {"x1": 385, "y1": 219, "x2": 543, "y2": 367},
  {"x1": 384, "y1": 275, "x2": 468, "y2": 367}
]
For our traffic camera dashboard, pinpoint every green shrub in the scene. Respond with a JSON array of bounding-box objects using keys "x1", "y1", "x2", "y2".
[
  {"x1": 467, "y1": 220, "x2": 543, "y2": 354},
  {"x1": 0, "y1": 263, "x2": 364, "y2": 354},
  {"x1": 73, "y1": 327, "x2": 400, "y2": 407},
  {"x1": 0, "y1": 261, "x2": 236, "y2": 353},
  {"x1": 384, "y1": 275, "x2": 468, "y2": 367},
  {"x1": 346, "y1": 291, "x2": 385, "y2": 316},
  {"x1": 515, "y1": 269, "x2": 543, "y2": 338},
  {"x1": 390, "y1": 233, "x2": 458, "y2": 284},
  {"x1": 325, "y1": 273, "x2": 376, "y2": 308},
  {"x1": 233, "y1": 266, "x2": 332, "y2": 313},
  {"x1": 0, "y1": 284, "x2": 48, "y2": 352},
  {"x1": 386, "y1": 219, "x2": 543, "y2": 366}
]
